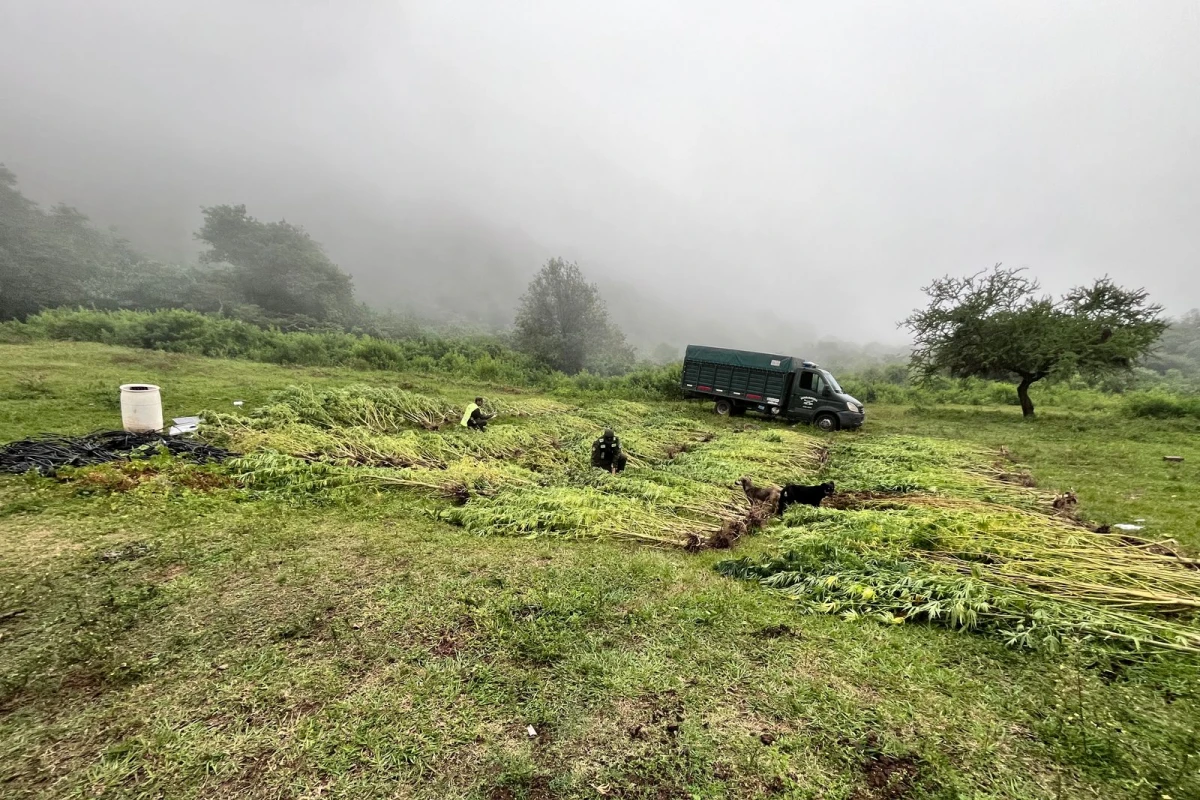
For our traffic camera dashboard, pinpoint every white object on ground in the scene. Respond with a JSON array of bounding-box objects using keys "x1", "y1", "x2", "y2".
[
  {"x1": 1113, "y1": 524, "x2": 1144, "y2": 532},
  {"x1": 233, "y1": 400, "x2": 244, "y2": 407},
  {"x1": 526, "y1": 725, "x2": 537, "y2": 737},
  {"x1": 120, "y1": 384, "x2": 163, "y2": 433},
  {"x1": 168, "y1": 416, "x2": 202, "y2": 436}
]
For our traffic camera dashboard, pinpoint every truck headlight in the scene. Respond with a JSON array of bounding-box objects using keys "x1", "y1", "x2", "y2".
[{"x1": 846, "y1": 402, "x2": 860, "y2": 412}]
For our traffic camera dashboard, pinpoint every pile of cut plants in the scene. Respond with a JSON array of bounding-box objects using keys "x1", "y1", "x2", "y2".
[
  {"x1": 63, "y1": 384, "x2": 1199, "y2": 653},
  {"x1": 202, "y1": 384, "x2": 825, "y2": 549},
  {"x1": 718, "y1": 435, "x2": 1200, "y2": 654}
]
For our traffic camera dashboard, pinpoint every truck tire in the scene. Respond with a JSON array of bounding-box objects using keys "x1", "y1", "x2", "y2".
[
  {"x1": 814, "y1": 413, "x2": 839, "y2": 432},
  {"x1": 714, "y1": 399, "x2": 733, "y2": 416}
]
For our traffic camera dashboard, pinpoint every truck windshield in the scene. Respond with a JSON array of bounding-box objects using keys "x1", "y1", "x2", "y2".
[{"x1": 820, "y1": 370, "x2": 842, "y2": 394}]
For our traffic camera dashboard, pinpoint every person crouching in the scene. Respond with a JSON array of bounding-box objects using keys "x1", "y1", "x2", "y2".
[
  {"x1": 461, "y1": 397, "x2": 493, "y2": 431},
  {"x1": 591, "y1": 428, "x2": 628, "y2": 473}
]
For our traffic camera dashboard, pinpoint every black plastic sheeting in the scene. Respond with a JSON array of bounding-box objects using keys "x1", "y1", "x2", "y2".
[{"x1": 0, "y1": 431, "x2": 236, "y2": 476}]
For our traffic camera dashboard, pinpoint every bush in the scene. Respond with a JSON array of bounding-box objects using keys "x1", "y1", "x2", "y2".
[
  {"x1": 1123, "y1": 392, "x2": 1200, "y2": 419},
  {"x1": 3, "y1": 308, "x2": 568, "y2": 390}
]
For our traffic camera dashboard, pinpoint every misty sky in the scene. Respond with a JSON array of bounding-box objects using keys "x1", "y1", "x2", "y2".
[{"x1": 2, "y1": 0, "x2": 1198, "y2": 346}]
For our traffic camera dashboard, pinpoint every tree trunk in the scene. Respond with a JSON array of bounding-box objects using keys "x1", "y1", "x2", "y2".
[{"x1": 1016, "y1": 376, "x2": 1036, "y2": 418}]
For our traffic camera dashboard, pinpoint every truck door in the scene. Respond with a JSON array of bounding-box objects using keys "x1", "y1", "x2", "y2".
[{"x1": 788, "y1": 370, "x2": 825, "y2": 421}]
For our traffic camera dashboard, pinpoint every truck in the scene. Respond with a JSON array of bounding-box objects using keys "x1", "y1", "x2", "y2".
[{"x1": 681, "y1": 344, "x2": 865, "y2": 431}]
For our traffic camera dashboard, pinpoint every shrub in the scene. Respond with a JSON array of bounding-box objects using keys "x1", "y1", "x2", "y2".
[{"x1": 1123, "y1": 392, "x2": 1200, "y2": 419}]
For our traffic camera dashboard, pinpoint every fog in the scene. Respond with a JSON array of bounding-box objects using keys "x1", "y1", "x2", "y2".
[{"x1": 2, "y1": 1, "x2": 1198, "y2": 352}]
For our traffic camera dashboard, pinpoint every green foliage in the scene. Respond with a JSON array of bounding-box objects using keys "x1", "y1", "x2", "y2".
[
  {"x1": 204, "y1": 385, "x2": 824, "y2": 547},
  {"x1": 1, "y1": 165, "x2": 134, "y2": 318},
  {"x1": 196, "y1": 204, "x2": 357, "y2": 323},
  {"x1": 2, "y1": 308, "x2": 691, "y2": 400},
  {"x1": 719, "y1": 499, "x2": 1200, "y2": 655},
  {"x1": 6, "y1": 307, "x2": 545, "y2": 380},
  {"x1": 1123, "y1": 391, "x2": 1200, "y2": 420},
  {"x1": 904, "y1": 265, "x2": 1167, "y2": 417},
  {"x1": 513, "y1": 257, "x2": 634, "y2": 375},
  {"x1": 0, "y1": 166, "x2": 256, "y2": 320}
]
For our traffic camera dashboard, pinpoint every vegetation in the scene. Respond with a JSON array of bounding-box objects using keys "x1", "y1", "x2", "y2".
[
  {"x1": 1144, "y1": 308, "x2": 1200, "y2": 383},
  {"x1": 904, "y1": 265, "x2": 1168, "y2": 417},
  {"x1": 513, "y1": 258, "x2": 634, "y2": 375},
  {"x1": 0, "y1": 307, "x2": 689, "y2": 400},
  {"x1": 195, "y1": 204, "x2": 358, "y2": 324},
  {"x1": 720, "y1": 502, "x2": 1200, "y2": 654},
  {"x1": 1, "y1": 340, "x2": 1198, "y2": 798}
]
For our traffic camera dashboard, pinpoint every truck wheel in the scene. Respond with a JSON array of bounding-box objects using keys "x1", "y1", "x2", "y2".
[
  {"x1": 814, "y1": 413, "x2": 839, "y2": 432},
  {"x1": 714, "y1": 399, "x2": 733, "y2": 416}
]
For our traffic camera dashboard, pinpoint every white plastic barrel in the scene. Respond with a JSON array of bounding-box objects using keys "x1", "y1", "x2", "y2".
[{"x1": 120, "y1": 384, "x2": 164, "y2": 433}]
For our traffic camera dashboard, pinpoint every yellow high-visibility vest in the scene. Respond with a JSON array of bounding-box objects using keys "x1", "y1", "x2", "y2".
[{"x1": 461, "y1": 403, "x2": 479, "y2": 427}]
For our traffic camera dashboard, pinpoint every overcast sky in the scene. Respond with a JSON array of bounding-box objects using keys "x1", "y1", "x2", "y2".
[{"x1": 2, "y1": 0, "x2": 1197, "y2": 345}]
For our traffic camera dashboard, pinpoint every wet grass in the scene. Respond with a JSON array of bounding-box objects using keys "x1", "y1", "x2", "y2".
[{"x1": 0, "y1": 342, "x2": 1197, "y2": 798}]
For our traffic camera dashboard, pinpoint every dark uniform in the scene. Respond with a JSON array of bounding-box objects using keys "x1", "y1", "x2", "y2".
[{"x1": 591, "y1": 429, "x2": 628, "y2": 473}]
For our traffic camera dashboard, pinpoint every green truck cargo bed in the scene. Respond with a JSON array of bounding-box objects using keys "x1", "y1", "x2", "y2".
[{"x1": 682, "y1": 345, "x2": 794, "y2": 405}]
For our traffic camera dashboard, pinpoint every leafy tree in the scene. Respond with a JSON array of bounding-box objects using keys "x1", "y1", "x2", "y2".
[
  {"x1": 513, "y1": 258, "x2": 633, "y2": 374},
  {"x1": 0, "y1": 165, "x2": 150, "y2": 319},
  {"x1": 903, "y1": 265, "x2": 1167, "y2": 417},
  {"x1": 196, "y1": 204, "x2": 356, "y2": 323}
]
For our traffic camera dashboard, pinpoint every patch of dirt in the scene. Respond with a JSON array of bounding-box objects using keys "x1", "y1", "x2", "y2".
[
  {"x1": 649, "y1": 690, "x2": 685, "y2": 737},
  {"x1": 488, "y1": 776, "x2": 553, "y2": 800},
  {"x1": 852, "y1": 752, "x2": 923, "y2": 800},
  {"x1": 527, "y1": 720, "x2": 554, "y2": 747},
  {"x1": 431, "y1": 617, "x2": 477, "y2": 657},
  {"x1": 623, "y1": 689, "x2": 687, "y2": 743},
  {"x1": 429, "y1": 618, "x2": 475, "y2": 657},
  {"x1": 752, "y1": 623, "x2": 797, "y2": 640}
]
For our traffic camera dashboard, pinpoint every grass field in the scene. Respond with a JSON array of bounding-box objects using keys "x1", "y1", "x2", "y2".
[{"x1": 1, "y1": 342, "x2": 1198, "y2": 799}]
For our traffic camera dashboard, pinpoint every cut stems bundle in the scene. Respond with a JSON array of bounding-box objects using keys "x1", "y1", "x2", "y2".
[{"x1": 721, "y1": 504, "x2": 1200, "y2": 653}]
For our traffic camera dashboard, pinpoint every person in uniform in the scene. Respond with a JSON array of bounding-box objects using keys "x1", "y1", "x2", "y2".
[{"x1": 591, "y1": 428, "x2": 628, "y2": 473}]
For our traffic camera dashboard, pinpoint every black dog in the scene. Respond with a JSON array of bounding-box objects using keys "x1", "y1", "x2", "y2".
[{"x1": 777, "y1": 481, "x2": 835, "y2": 515}]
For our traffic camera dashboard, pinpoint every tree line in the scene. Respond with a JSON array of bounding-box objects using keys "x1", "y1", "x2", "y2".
[
  {"x1": 2, "y1": 163, "x2": 1197, "y2": 403},
  {"x1": 0, "y1": 165, "x2": 634, "y2": 374}
]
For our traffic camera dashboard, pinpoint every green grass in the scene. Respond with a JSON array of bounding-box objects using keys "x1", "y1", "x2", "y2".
[{"x1": 1, "y1": 342, "x2": 1198, "y2": 799}]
